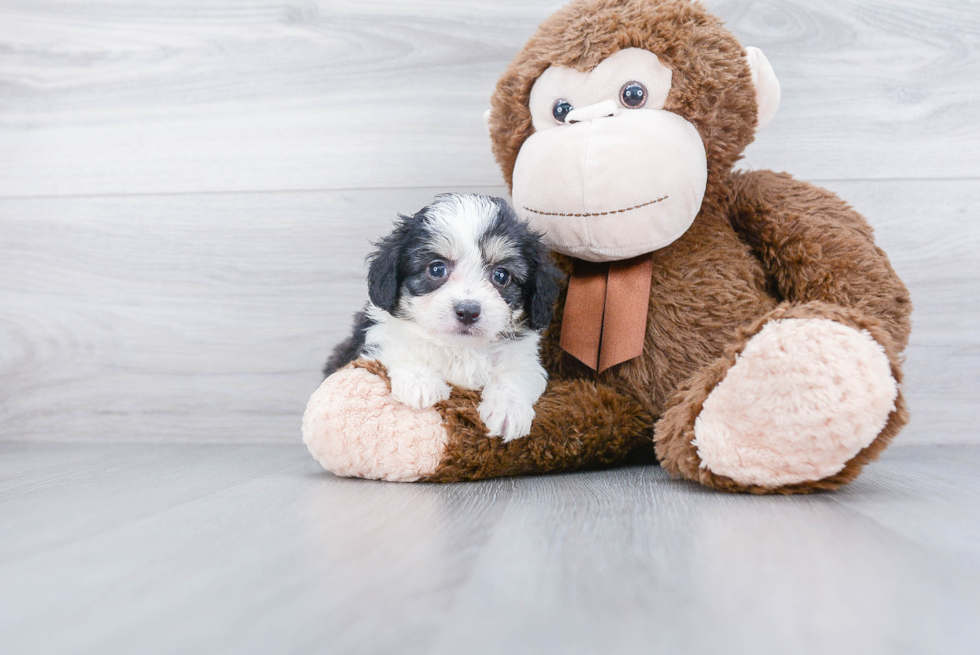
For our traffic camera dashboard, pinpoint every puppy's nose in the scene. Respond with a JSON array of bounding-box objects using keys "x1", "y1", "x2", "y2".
[{"x1": 454, "y1": 301, "x2": 481, "y2": 326}]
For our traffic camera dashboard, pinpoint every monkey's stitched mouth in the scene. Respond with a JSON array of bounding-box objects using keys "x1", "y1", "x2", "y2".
[{"x1": 522, "y1": 195, "x2": 668, "y2": 218}]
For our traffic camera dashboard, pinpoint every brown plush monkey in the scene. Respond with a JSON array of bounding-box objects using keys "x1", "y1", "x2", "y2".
[{"x1": 303, "y1": 0, "x2": 911, "y2": 494}]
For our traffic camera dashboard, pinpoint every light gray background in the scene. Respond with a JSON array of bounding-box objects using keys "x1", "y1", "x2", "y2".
[
  {"x1": 1, "y1": 0, "x2": 977, "y2": 445},
  {"x1": 2, "y1": 2, "x2": 979, "y2": 654}
]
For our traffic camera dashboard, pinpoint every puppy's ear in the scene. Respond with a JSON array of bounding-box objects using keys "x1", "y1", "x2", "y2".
[
  {"x1": 366, "y1": 217, "x2": 409, "y2": 313},
  {"x1": 528, "y1": 255, "x2": 562, "y2": 331}
]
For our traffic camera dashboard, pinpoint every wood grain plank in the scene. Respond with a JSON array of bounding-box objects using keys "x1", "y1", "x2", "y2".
[
  {"x1": 0, "y1": 442, "x2": 301, "y2": 562},
  {"x1": 0, "y1": 179, "x2": 976, "y2": 444},
  {"x1": 835, "y1": 445, "x2": 980, "y2": 570},
  {"x1": 2, "y1": 443, "x2": 978, "y2": 655},
  {"x1": 0, "y1": 442, "x2": 513, "y2": 655},
  {"x1": 431, "y1": 461, "x2": 980, "y2": 655},
  {"x1": 0, "y1": 0, "x2": 977, "y2": 197},
  {"x1": 0, "y1": 186, "x2": 459, "y2": 442},
  {"x1": 722, "y1": 0, "x2": 980, "y2": 181}
]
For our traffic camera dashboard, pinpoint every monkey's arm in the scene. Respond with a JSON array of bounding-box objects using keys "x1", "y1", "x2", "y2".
[
  {"x1": 728, "y1": 170, "x2": 912, "y2": 349},
  {"x1": 303, "y1": 359, "x2": 652, "y2": 482},
  {"x1": 427, "y1": 376, "x2": 652, "y2": 481}
]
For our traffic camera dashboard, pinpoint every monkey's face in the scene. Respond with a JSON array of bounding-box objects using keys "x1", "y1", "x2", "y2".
[
  {"x1": 511, "y1": 48, "x2": 706, "y2": 262},
  {"x1": 490, "y1": 0, "x2": 781, "y2": 263}
]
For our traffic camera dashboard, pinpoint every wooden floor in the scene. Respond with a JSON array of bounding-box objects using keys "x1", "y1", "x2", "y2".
[
  {"x1": 2, "y1": 442, "x2": 979, "y2": 655},
  {"x1": 2, "y1": 1, "x2": 979, "y2": 653}
]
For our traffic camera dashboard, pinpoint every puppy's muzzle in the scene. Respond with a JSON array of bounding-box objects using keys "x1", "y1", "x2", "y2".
[{"x1": 454, "y1": 301, "x2": 481, "y2": 326}]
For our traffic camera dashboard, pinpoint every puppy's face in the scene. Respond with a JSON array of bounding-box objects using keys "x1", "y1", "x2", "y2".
[{"x1": 367, "y1": 194, "x2": 561, "y2": 346}]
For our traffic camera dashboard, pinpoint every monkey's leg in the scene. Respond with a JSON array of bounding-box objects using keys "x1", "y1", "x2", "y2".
[
  {"x1": 303, "y1": 360, "x2": 653, "y2": 482},
  {"x1": 653, "y1": 302, "x2": 907, "y2": 494}
]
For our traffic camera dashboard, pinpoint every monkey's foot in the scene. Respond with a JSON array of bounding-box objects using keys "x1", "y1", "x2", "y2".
[
  {"x1": 302, "y1": 361, "x2": 448, "y2": 482},
  {"x1": 692, "y1": 317, "x2": 898, "y2": 488},
  {"x1": 655, "y1": 303, "x2": 909, "y2": 493}
]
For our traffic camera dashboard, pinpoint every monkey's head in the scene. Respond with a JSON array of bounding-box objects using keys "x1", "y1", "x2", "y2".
[{"x1": 488, "y1": 0, "x2": 780, "y2": 262}]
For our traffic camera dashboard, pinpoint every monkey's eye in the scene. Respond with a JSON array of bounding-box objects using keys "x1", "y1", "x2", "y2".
[
  {"x1": 552, "y1": 99, "x2": 573, "y2": 124},
  {"x1": 620, "y1": 81, "x2": 648, "y2": 109},
  {"x1": 491, "y1": 267, "x2": 511, "y2": 287},
  {"x1": 427, "y1": 260, "x2": 448, "y2": 279}
]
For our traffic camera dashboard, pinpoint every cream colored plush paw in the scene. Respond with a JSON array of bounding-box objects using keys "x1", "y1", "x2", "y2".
[
  {"x1": 302, "y1": 366, "x2": 449, "y2": 482},
  {"x1": 693, "y1": 318, "x2": 898, "y2": 488}
]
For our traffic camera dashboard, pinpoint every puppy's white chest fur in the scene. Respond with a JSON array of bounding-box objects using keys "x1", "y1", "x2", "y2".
[
  {"x1": 362, "y1": 306, "x2": 547, "y2": 441},
  {"x1": 407, "y1": 339, "x2": 497, "y2": 391}
]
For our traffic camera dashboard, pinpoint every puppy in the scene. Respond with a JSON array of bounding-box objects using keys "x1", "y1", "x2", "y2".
[{"x1": 324, "y1": 193, "x2": 561, "y2": 441}]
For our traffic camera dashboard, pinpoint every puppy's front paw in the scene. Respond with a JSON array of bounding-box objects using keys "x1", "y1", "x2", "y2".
[
  {"x1": 479, "y1": 392, "x2": 536, "y2": 442},
  {"x1": 389, "y1": 371, "x2": 451, "y2": 409}
]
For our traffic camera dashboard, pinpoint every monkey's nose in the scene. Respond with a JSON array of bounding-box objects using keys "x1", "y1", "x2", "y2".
[
  {"x1": 454, "y1": 301, "x2": 481, "y2": 326},
  {"x1": 566, "y1": 99, "x2": 619, "y2": 124}
]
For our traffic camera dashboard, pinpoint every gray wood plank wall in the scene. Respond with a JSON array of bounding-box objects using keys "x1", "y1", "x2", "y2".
[{"x1": 1, "y1": 0, "x2": 978, "y2": 444}]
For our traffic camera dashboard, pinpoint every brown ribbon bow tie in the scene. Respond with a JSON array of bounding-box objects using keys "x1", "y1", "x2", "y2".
[{"x1": 559, "y1": 253, "x2": 654, "y2": 372}]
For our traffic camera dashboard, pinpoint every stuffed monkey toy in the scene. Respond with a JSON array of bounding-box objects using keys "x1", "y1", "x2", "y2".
[{"x1": 303, "y1": 0, "x2": 911, "y2": 494}]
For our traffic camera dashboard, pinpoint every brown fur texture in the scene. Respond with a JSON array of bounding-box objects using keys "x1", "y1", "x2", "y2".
[
  {"x1": 425, "y1": 379, "x2": 654, "y2": 482},
  {"x1": 420, "y1": 0, "x2": 912, "y2": 492},
  {"x1": 728, "y1": 170, "x2": 913, "y2": 349}
]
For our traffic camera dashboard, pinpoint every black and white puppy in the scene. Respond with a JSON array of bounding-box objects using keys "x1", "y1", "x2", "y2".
[{"x1": 325, "y1": 193, "x2": 561, "y2": 441}]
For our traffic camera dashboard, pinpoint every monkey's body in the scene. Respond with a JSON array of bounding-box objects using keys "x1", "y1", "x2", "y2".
[
  {"x1": 303, "y1": 0, "x2": 911, "y2": 493},
  {"x1": 421, "y1": 169, "x2": 909, "y2": 491},
  {"x1": 542, "y1": 190, "x2": 780, "y2": 413}
]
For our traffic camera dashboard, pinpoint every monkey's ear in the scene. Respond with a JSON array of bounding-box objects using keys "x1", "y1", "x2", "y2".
[
  {"x1": 745, "y1": 46, "x2": 781, "y2": 130},
  {"x1": 483, "y1": 108, "x2": 493, "y2": 135}
]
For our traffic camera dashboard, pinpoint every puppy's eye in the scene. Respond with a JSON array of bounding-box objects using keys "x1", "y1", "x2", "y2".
[
  {"x1": 491, "y1": 267, "x2": 511, "y2": 287},
  {"x1": 427, "y1": 260, "x2": 448, "y2": 279},
  {"x1": 620, "y1": 81, "x2": 647, "y2": 108},
  {"x1": 552, "y1": 99, "x2": 573, "y2": 124}
]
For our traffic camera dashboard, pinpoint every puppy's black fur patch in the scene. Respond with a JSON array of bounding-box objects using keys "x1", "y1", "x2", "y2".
[
  {"x1": 482, "y1": 198, "x2": 562, "y2": 331},
  {"x1": 323, "y1": 310, "x2": 373, "y2": 377},
  {"x1": 323, "y1": 195, "x2": 563, "y2": 378}
]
